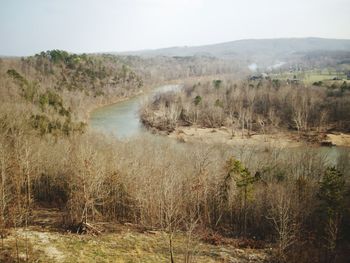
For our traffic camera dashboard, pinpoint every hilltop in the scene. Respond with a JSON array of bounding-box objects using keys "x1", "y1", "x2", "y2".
[{"x1": 118, "y1": 37, "x2": 350, "y2": 68}]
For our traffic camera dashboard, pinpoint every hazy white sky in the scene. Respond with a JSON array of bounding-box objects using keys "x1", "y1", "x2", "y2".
[{"x1": 1, "y1": 0, "x2": 349, "y2": 56}]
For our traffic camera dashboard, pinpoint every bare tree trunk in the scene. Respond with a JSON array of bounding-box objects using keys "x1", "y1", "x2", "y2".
[{"x1": 169, "y1": 233, "x2": 175, "y2": 263}]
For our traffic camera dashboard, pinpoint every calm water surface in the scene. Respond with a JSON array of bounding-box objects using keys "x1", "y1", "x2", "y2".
[{"x1": 89, "y1": 85, "x2": 182, "y2": 138}]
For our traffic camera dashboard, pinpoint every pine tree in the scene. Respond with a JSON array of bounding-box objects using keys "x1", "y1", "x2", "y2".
[
  {"x1": 318, "y1": 167, "x2": 346, "y2": 263},
  {"x1": 223, "y1": 157, "x2": 259, "y2": 236}
]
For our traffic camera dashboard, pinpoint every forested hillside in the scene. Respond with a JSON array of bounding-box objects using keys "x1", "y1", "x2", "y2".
[
  {"x1": 120, "y1": 38, "x2": 350, "y2": 70},
  {"x1": 0, "y1": 50, "x2": 349, "y2": 263},
  {"x1": 121, "y1": 38, "x2": 350, "y2": 58},
  {"x1": 118, "y1": 55, "x2": 243, "y2": 82},
  {"x1": 0, "y1": 50, "x2": 143, "y2": 136}
]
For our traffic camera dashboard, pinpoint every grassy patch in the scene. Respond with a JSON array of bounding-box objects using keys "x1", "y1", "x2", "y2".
[
  {"x1": 1, "y1": 227, "x2": 270, "y2": 262},
  {"x1": 270, "y1": 70, "x2": 348, "y2": 84}
]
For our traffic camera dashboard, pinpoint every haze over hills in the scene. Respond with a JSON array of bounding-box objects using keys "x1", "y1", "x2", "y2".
[
  {"x1": 3, "y1": 38, "x2": 350, "y2": 70},
  {"x1": 119, "y1": 38, "x2": 350, "y2": 58},
  {"x1": 117, "y1": 37, "x2": 350, "y2": 69}
]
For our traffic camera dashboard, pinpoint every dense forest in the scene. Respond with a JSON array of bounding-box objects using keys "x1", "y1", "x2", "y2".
[
  {"x1": 140, "y1": 79, "x2": 350, "y2": 137},
  {"x1": 0, "y1": 50, "x2": 349, "y2": 262}
]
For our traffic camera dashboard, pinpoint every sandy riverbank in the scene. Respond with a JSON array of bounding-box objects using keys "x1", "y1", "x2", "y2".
[
  {"x1": 327, "y1": 133, "x2": 350, "y2": 147},
  {"x1": 168, "y1": 126, "x2": 350, "y2": 148}
]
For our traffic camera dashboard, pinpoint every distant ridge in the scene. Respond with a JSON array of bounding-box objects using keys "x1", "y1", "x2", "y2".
[{"x1": 117, "y1": 37, "x2": 350, "y2": 62}]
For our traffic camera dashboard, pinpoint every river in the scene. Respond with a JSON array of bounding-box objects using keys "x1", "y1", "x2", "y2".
[
  {"x1": 89, "y1": 85, "x2": 182, "y2": 138},
  {"x1": 89, "y1": 84, "x2": 349, "y2": 165}
]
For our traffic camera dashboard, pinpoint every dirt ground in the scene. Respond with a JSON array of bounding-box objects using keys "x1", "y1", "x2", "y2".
[
  {"x1": 168, "y1": 126, "x2": 350, "y2": 148},
  {"x1": 0, "y1": 208, "x2": 271, "y2": 263},
  {"x1": 327, "y1": 133, "x2": 350, "y2": 147},
  {"x1": 169, "y1": 126, "x2": 303, "y2": 148}
]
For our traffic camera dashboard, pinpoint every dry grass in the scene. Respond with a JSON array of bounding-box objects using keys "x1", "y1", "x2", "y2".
[
  {"x1": 327, "y1": 133, "x2": 350, "y2": 147},
  {"x1": 0, "y1": 226, "x2": 270, "y2": 263}
]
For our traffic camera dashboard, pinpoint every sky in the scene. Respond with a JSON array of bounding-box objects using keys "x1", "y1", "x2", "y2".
[{"x1": 0, "y1": 0, "x2": 349, "y2": 56}]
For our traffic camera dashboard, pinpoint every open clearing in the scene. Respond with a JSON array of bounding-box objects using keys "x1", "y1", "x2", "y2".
[
  {"x1": 0, "y1": 208, "x2": 270, "y2": 263},
  {"x1": 1, "y1": 226, "x2": 270, "y2": 263}
]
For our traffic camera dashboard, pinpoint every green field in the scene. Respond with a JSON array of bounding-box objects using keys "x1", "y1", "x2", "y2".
[{"x1": 270, "y1": 70, "x2": 348, "y2": 84}]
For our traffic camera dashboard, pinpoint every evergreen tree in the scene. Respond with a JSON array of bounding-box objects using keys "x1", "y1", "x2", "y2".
[
  {"x1": 223, "y1": 157, "x2": 259, "y2": 236},
  {"x1": 318, "y1": 167, "x2": 346, "y2": 263}
]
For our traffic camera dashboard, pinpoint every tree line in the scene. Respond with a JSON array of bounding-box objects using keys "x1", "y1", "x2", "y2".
[{"x1": 140, "y1": 79, "x2": 350, "y2": 138}]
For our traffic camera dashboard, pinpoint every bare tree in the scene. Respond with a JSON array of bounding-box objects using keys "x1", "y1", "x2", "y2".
[
  {"x1": 161, "y1": 174, "x2": 183, "y2": 263},
  {"x1": 267, "y1": 186, "x2": 297, "y2": 262}
]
